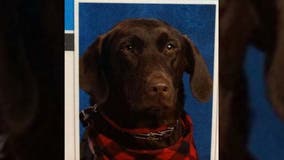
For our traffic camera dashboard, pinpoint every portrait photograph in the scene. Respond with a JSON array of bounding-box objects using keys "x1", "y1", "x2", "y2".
[{"x1": 71, "y1": 0, "x2": 218, "y2": 159}]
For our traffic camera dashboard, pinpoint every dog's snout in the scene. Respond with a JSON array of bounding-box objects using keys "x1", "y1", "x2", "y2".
[
  {"x1": 145, "y1": 72, "x2": 173, "y2": 99},
  {"x1": 149, "y1": 83, "x2": 170, "y2": 96}
]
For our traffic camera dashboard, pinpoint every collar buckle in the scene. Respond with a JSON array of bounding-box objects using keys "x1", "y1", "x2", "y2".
[{"x1": 80, "y1": 104, "x2": 99, "y2": 127}]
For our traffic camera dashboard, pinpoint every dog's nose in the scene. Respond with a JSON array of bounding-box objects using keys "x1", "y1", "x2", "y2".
[{"x1": 149, "y1": 83, "x2": 170, "y2": 96}]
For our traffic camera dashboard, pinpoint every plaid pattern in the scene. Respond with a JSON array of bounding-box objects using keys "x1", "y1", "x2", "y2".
[{"x1": 89, "y1": 115, "x2": 198, "y2": 160}]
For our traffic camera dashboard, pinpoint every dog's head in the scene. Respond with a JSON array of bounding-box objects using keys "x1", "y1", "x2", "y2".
[{"x1": 80, "y1": 19, "x2": 212, "y2": 121}]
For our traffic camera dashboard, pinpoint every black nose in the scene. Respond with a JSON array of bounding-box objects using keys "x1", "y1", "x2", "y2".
[{"x1": 149, "y1": 83, "x2": 170, "y2": 96}]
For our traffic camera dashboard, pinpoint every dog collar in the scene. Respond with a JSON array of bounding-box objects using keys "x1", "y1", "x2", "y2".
[
  {"x1": 80, "y1": 104, "x2": 179, "y2": 141},
  {"x1": 82, "y1": 107, "x2": 198, "y2": 160}
]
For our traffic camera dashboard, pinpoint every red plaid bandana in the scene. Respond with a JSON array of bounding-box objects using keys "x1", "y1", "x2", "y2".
[{"x1": 88, "y1": 114, "x2": 198, "y2": 160}]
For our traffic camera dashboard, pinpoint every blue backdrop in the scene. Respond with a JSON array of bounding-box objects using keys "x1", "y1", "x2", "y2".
[
  {"x1": 79, "y1": 3, "x2": 216, "y2": 160},
  {"x1": 245, "y1": 47, "x2": 284, "y2": 160}
]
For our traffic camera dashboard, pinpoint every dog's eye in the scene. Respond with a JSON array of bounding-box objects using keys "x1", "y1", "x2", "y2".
[
  {"x1": 125, "y1": 44, "x2": 135, "y2": 51},
  {"x1": 166, "y1": 43, "x2": 175, "y2": 50},
  {"x1": 163, "y1": 42, "x2": 177, "y2": 56},
  {"x1": 127, "y1": 45, "x2": 133, "y2": 50}
]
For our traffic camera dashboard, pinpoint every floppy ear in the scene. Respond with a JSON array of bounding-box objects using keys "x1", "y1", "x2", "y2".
[
  {"x1": 79, "y1": 36, "x2": 109, "y2": 105},
  {"x1": 183, "y1": 36, "x2": 213, "y2": 102}
]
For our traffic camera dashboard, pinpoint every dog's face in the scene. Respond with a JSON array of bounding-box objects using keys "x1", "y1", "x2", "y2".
[{"x1": 80, "y1": 19, "x2": 212, "y2": 119}]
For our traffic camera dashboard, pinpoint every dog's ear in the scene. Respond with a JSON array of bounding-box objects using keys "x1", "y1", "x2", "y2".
[
  {"x1": 183, "y1": 36, "x2": 212, "y2": 102},
  {"x1": 80, "y1": 35, "x2": 109, "y2": 105}
]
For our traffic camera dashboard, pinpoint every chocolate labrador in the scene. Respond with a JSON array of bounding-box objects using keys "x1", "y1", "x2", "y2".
[
  {"x1": 0, "y1": 0, "x2": 64, "y2": 159},
  {"x1": 220, "y1": 0, "x2": 284, "y2": 159},
  {"x1": 80, "y1": 19, "x2": 212, "y2": 160}
]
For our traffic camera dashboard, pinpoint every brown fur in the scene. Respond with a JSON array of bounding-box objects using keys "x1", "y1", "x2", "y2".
[
  {"x1": 0, "y1": 0, "x2": 64, "y2": 159},
  {"x1": 220, "y1": 0, "x2": 284, "y2": 159},
  {"x1": 80, "y1": 19, "x2": 212, "y2": 151}
]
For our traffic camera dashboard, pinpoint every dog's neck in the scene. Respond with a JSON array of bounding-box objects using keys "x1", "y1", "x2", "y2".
[
  {"x1": 88, "y1": 105, "x2": 184, "y2": 149},
  {"x1": 101, "y1": 99, "x2": 180, "y2": 129},
  {"x1": 91, "y1": 101, "x2": 182, "y2": 149}
]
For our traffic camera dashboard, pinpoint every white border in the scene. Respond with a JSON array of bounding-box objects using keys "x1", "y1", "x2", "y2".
[
  {"x1": 78, "y1": 0, "x2": 217, "y2": 4},
  {"x1": 65, "y1": 51, "x2": 76, "y2": 160},
  {"x1": 210, "y1": 1, "x2": 219, "y2": 160},
  {"x1": 74, "y1": 1, "x2": 80, "y2": 159},
  {"x1": 68, "y1": 1, "x2": 219, "y2": 160}
]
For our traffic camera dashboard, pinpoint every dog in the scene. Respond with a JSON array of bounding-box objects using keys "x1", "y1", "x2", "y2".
[
  {"x1": 0, "y1": 0, "x2": 64, "y2": 159},
  {"x1": 220, "y1": 0, "x2": 284, "y2": 159},
  {"x1": 79, "y1": 19, "x2": 213, "y2": 160}
]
